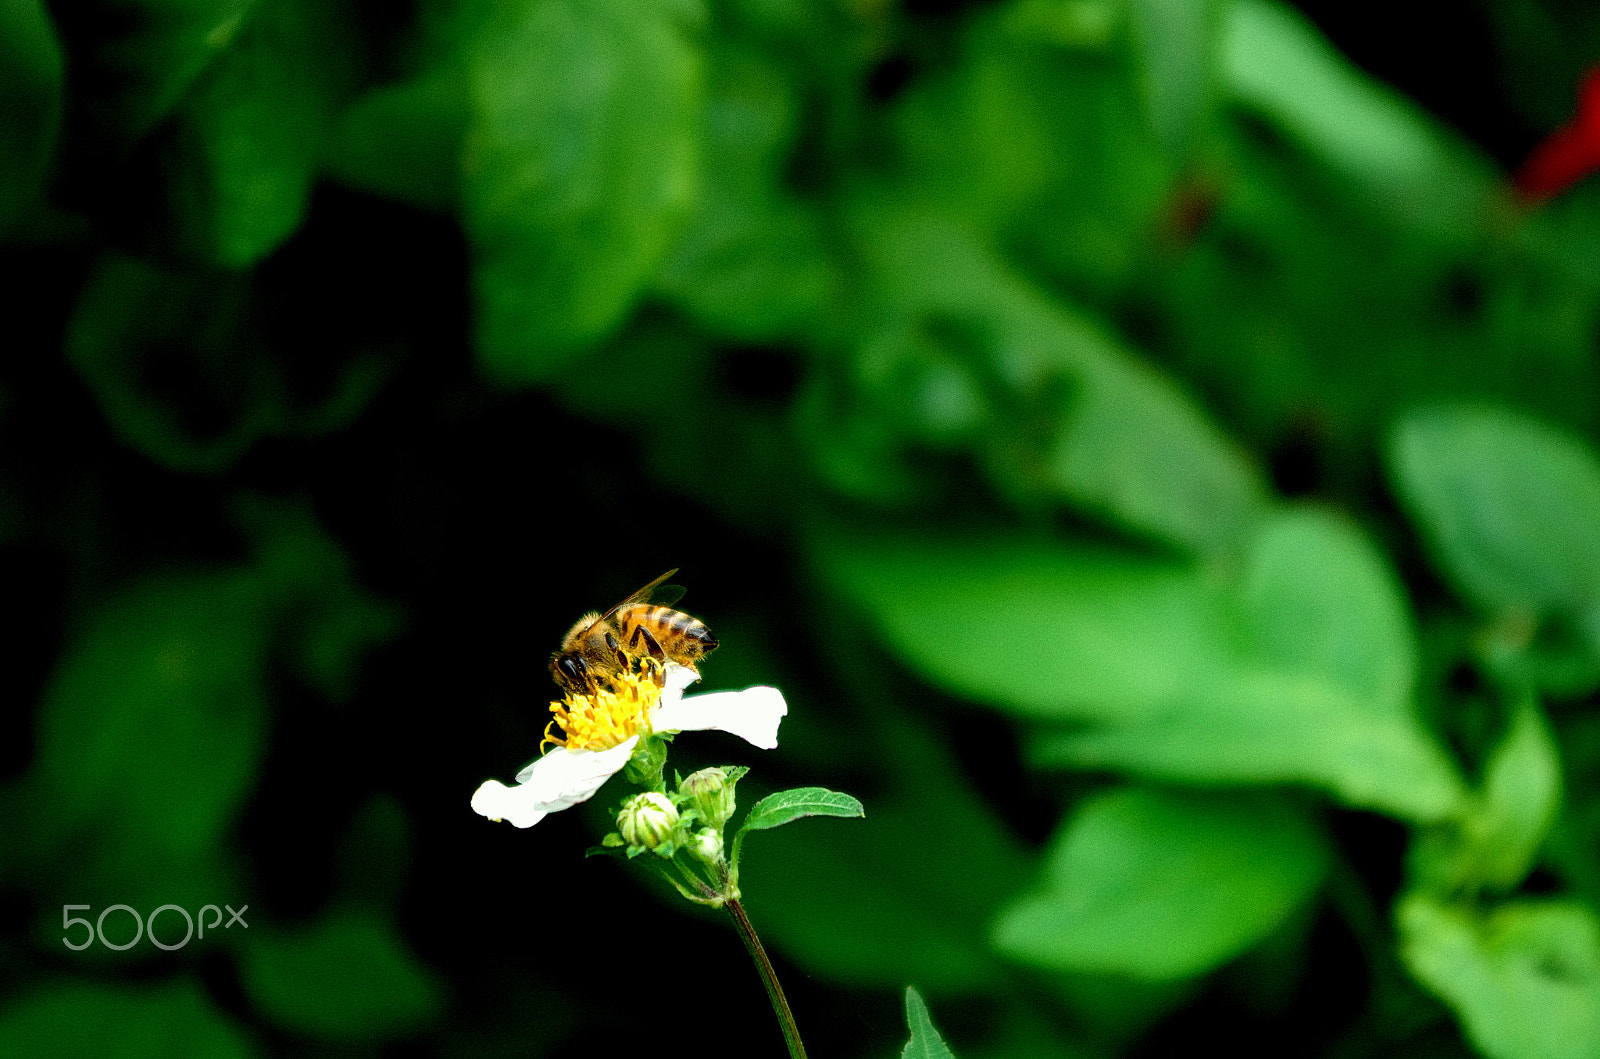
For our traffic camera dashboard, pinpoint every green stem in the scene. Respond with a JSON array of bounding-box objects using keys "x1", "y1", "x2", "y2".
[{"x1": 726, "y1": 897, "x2": 807, "y2": 1059}]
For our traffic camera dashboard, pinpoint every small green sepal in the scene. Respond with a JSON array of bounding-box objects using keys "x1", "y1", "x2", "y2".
[{"x1": 624, "y1": 734, "x2": 672, "y2": 789}]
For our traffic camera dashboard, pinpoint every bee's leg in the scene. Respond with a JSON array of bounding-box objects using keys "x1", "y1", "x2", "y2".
[
  {"x1": 629, "y1": 625, "x2": 667, "y2": 661},
  {"x1": 604, "y1": 631, "x2": 629, "y2": 668}
]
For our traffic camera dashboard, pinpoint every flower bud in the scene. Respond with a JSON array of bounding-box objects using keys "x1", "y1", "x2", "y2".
[
  {"x1": 617, "y1": 792, "x2": 680, "y2": 851},
  {"x1": 689, "y1": 826, "x2": 724, "y2": 867},
  {"x1": 680, "y1": 767, "x2": 737, "y2": 830}
]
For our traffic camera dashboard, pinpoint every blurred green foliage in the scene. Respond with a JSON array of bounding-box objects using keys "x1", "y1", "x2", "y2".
[{"x1": 6, "y1": 0, "x2": 1600, "y2": 1057}]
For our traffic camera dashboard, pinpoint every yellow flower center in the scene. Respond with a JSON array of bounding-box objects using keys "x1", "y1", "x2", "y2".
[{"x1": 542, "y1": 659, "x2": 666, "y2": 753}]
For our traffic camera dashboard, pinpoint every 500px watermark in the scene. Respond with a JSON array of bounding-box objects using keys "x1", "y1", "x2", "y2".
[{"x1": 62, "y1": 903, "x2": 248, "y2": 951}]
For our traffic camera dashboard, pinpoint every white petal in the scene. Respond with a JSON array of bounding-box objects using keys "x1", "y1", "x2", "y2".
[
  {"x1": 652, "y1": 685, "x2": 787, "y2": 749},
  {"x1": 661, "y1": 662, "x2": 702, "y2": 703},
  {"x1": 472, "y1": 737, "x2": 639, "y2": 828}
]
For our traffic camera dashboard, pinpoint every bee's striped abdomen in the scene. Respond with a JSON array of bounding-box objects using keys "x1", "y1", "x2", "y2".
[{"x1": 620, "y1": 604, "x2": 718, "y2": 664}]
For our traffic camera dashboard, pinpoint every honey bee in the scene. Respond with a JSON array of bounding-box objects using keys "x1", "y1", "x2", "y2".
[{"x1": 549, "y1": 568, "x2": 719, "y2": 696}]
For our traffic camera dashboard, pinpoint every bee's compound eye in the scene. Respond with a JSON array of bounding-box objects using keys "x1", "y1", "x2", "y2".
[{"x1": 558, "y1": 656, "x2": 586, "y2": 683}]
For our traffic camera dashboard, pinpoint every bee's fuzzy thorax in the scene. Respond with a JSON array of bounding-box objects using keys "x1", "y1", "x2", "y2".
[{"x1": 560, "y1": 611, "x2": 602, "y2": 650}]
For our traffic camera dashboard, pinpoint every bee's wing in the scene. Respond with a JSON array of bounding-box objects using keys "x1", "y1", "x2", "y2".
[{"x1": 601, "y1": 568, "x2": 685, "y2": 619}]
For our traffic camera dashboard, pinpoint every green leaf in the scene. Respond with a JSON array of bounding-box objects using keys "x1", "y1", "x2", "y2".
[
  {"x1": 847, "y1": 212, "x2": 1267, "y2": 559},
  {"x1": 238, "y1": 909, "x2": 443, "y2": 1043},
  {"x1": 655, "y1": 189, "x2": 834, "y2": 343},
  {"x1": 822, "y1": 511, "x2": 1465, "y2": 821},
  {"x1": 1389, "y1": 404, "x2": 1600, "y2": 645},
  {"x1": 65, "y1": 255, "x2": 393, "y2": 474},
  {"x1": 1036, "y1": 670, "x2": 1464, "y2": 823},
  {"x1": 732, "y1": 787, "x2": 863, "y2": 879},
  {"x1": 31, "y1": 570, "x2": 273, "y2": 863},
  {"x1": 0, "y1": 0, "x2": 63, "y2": 236},
  {"x1": 739, "y1": 787, "x2": 865, "y2": 833},
  {"x1": 16, "y1": 498, "x2": 389, "y2": 901},
  {"x1": 236, "y1": 494, "x2": 402, "y2": 702},
  {"x1": 1412, "y1": 695, "x2": 1563, "y2": 894},
  {"x1": 902, "y1": 987, "x2": 958, "y2": 1059},
  {"x1": 1221, "y1": 0, "x2": 1494, "y2": 242},
  {"x1": 1239, "y1": 505, "x2": 1417, "y2": 706},
  {"x1": 1477, "y1": 697, "x2": 1564, "y2": 887},
  {"x1": 327, "y1": 61, "x2": 468, "y2": 212},
  {"x1": 998, "y1": 0, "x2": 1121, "y2": 49},
  {"x1": 1035, "y1": 509, "x2": 1463, "y2": 821},
  {"x1": 1127, "y1": 0, "x2": 1221, "y2": 159},
  {"x1": 1400, "y1": 894, "x2": 1600, "y2": 1059},
  {"x1": 65, "y1": 253, "x2": 277, "y2": 474},
  {"x1": 464, "y1": 0, "x2": 702, "y2": 381},
  {"x1": 171, "y1": 0, "x2": 356, "y2": 265},
  {"x1": 652, "y1": 45, "x2": 833, "y2": 342},
  {"x1": 991, "y1": 788, "x2": 1329, "y2": 980},
  {"x1": 64, "y1": 0, "x2": 257, "y2": 147},
  {"x1": 1150, "y1": 108, "x2": 1600, "y2": 490},
  {"x1": 0, "y1": 979, "x2": 257, "y2": 1059},
  {"x1": 891, "y1": 17, "x2": 1171, "y2": 297},
  {"x1": 817, "y1": 530, "x2": 1236, "y2": 724},
  {"x1": 1037, "y1": 305, "x2": 1268, "y2": 561}
]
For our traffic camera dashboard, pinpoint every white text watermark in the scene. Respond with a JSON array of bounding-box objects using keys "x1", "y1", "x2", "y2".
[{"x1": 62, "y1": 903, "x2": 248, "y2": 951}]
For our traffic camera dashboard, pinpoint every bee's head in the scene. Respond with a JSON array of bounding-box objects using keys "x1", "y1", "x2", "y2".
[{"x1": 550, "y1": 652, "x2": 592, "y2": 694}]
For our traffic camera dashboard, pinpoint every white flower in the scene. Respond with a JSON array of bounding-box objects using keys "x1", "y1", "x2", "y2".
[
  {"x1": 653, "y1": 685, "x2": 787, "y2": 749},
  {"x1": 471, "y1": 738, "x2": 639, "y2": 829},
  {"x1": 471, "y1": 663, "x2": 788, "y2": 829}
]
